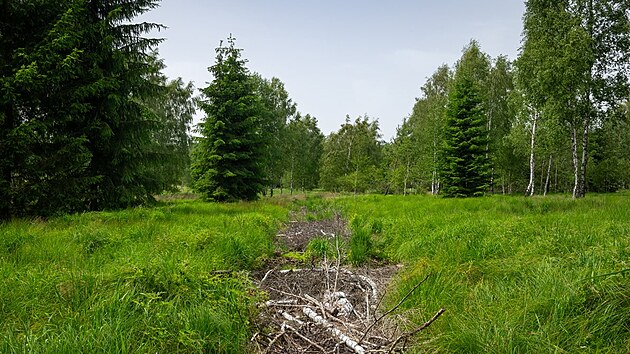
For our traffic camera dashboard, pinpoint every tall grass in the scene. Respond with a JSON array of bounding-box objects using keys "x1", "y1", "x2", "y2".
[
  {"x1": 335, "y1": 193, "x2": 630, "y2": 353},
  {"x1": 0, "y1": 200, "x2": 287, "y2": 353},
  {"x1": 4, "y1": 193, "x2": 630, "y2": 353}
]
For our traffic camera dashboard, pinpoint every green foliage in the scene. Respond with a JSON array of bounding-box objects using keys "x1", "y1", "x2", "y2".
[
  {"x1": 291, "y1": 194, "x2": 338, "y2": 221},
  {"x1": 305, "y1": 237, "x2": 338, "y2": 261},
  {"x1": 0, "y1": 0, "x2": 192, "y2": 218},
  {"x1": 333, "y1": 193, "x2": 630, "y2": 352},
  {"x1": 442, "y1": 47, "x2": 491, "y2": 197},
  {"x1": 285, "y1": 113, "x2": 324, "y2": 192},
  {"x1": 142, "y1": 59, "x2": 197, "y2": 190},
  {"x1": 348, "y1": 217, "x2": 373, "y2": 266},
  {"x1": 320, "y1": 115, "x2": 384, "y2": 193},
  {"x1": 588, "y1": 105, "x2": 630, "y2": 192},
  {"x1": 394, "y1": 65, "x2": 452, "y2": 195},
  {"x1": 346, "y1": 215, "x2": 383, "y2": 266},
  {"x1": 251, "y1": 74, "x2": 297, "y2": 191},
  {"x1": 192, "y1": 36, "x2": 265, "y2": 202},
  {"x1": 518, "y1": 0, "x2": 630, "y2": 198},
  {"x1": 0, "y1": 199, "x2": 287, "y2": 353}
]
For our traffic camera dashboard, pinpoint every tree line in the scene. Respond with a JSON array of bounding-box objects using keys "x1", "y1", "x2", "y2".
[
  {"x1": 2, "y1": 0, "x2": 629, "y2": 218},
  {"x1": 317, "y1": 0, "x2": 630, "y2": 198}
]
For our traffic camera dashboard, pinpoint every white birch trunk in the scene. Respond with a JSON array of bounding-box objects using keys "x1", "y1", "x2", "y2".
[
  {"x1": 303, "y1": 307, "x2": 366, "y2": 354},
  {"x1": 578, "y1": 119, "x2": 589, "y2": 198},
  {"x1": 571, "y1": 125, "x2": 580, "y2": 199},
  {"x1": 432, "y1": 138, "x2": 439, "y2": 195},
  {"x1": 544, "y1": 155, "x2": 552, "y2": 196},
  {"x1": 525, "y1": 113, "x2": 538, "y2": 196},
  {"x1": 290, "y1": 159, "x2": 294, "y2": 195},
  {"x1": 403, "y1": 159, "x2": 410, "y2": 196}
]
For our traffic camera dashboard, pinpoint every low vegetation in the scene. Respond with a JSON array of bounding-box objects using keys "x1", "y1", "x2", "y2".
[
  {"x1": 0, "y1": 200, "x2": 287, "y2": 353},
  {"x1": 2, "y1": 193, "x2": 629, "y2": 353},
  {"x1": 334, "y1": 192, "x2": 630, "y2": 352}
]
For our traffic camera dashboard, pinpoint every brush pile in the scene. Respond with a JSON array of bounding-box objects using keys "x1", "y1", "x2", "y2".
[{"x1": 252, "y1": 265, "x2": 443, "y2": 353}]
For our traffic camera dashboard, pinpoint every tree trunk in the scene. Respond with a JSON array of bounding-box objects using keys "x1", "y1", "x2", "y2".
[
  {"x1": 0, "y1": 105, "x2": 15, "y2": 219},
  {"x1": 544, "y1": 155, "x2": 552, "y2": 196},
  {"x1": 431, "y1": 139, "x2": 439, "y2": 195},
  {"x1": 539, "y1": 162, "x2": 544, "y2": 194},
  {"x1": 555, "y1": 160, "x2": 558, "y2": 193},
  {"x1": 525, "y1": 113, "x2": 537, "y2": 196},
  {"x1": 290, "y1": 158, "x2": 294, "y2": 195},
  {"x1": 354, "y1": 165, "x2": 359, "y2": 195},
  {"x1": 403, "y1": 159, "x2": 410, "y2": 196},
  {"x1": 346, "y1": 139, "x2": 353, "y2": 171},
  {"x1": 487, "y1": 112, "x2": 493, "y2": 194},
  {"x1": 577, "y1": 119, "x2": 589, "y2": 198},
  {"x1": 571, "y1": 125, "x2": 580, "y2": 199}
]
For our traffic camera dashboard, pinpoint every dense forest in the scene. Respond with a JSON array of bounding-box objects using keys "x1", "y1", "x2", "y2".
[{"x1": 1, "y1": 0, "x2": 629, "y2": 218}]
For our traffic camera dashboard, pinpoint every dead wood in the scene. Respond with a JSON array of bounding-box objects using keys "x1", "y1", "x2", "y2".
[{"x1": 252, "y1": 216, "x2": 443, "y2": 353}]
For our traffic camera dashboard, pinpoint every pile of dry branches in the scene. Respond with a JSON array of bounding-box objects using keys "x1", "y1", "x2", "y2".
[{"x1": 252, "y1": 265, "x2": 444, "y2": 353}]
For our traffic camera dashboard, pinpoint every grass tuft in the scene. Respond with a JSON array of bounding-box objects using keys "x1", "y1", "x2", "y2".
[
  {"x1": 0, "y1": 199, "x2": 286, "y2": 353},
  {"x1": 333, "y1": 193, "x2": 630, "y2": 353}
]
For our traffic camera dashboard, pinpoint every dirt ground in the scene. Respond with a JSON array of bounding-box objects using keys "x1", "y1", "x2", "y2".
[
  {"x1": 251, "y1": 212, "x2": 408, "y2": 353},
  {"x1": 275, "y1": 212, "x2": 349, "y2": 252}
]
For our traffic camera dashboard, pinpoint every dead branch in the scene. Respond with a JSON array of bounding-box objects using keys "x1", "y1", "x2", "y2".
[
  {"x1": 358, "y1": 273, "x2": 431, "y2": 345},
  {"x1": 279, "y1": 310, "x2": 305, "y2": 325},
  {"x1": 284, "y1": 323, "x2": 327, "y2": 353},
  {"x1": 255, "y1": 255, "x2": 436, "y2": 353},
  {"x1": 303, "y1": 306, "x2": 366, "y2": 354},
  {"x1": 386, "y1": 308, "x2": 446, "y2": 353}
]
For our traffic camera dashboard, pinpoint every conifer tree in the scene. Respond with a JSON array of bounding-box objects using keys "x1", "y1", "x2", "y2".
[
  {"x1": 0, "y1": 0, "x2": 191, "y2": 217},
  {"x1": 192, "y1": 36, "x2": 265, "y2": 201},
  {"x1": 80, "y1": 0, "x2": 170, "y2": 210},
  {"x1": 442, "y1": 74, "x2": 490, "y2": 197}
]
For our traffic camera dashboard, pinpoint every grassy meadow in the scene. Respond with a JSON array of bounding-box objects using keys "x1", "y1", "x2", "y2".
[
  {"x1": 336, "y1": 192, "x2": 630, "y2": 353},
  {"x1": 0, "y1": 200, "x2": 287, "y2": 353},
  {"x1": 2, "y1": 192, "x2": 630, "y2": 353}
]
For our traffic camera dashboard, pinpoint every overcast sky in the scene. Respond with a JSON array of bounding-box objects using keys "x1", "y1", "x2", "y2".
[{"x1": 139, "y1": 1, "x2": 526, "y2": 140}]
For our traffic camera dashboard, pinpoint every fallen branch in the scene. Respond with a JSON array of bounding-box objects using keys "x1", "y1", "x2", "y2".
[
  {"x1": 265, "y1": 299, "x2": 297, "y2": 307},
  {"x1": 304, "y1": 293, "x2": 328, "y2": 319},
  {"x1": 284, "y1": 323, "x2": 327, "y2": 353},
  {"x1": 303, "y1": 306, "x2": 366, "y2": 354},
  {"x1": 386, "y1": 308, "x2": 446, "y2": 353},
  {"x1": 358, "y1": 273, "x2": 431, "y2": 344},
  {"x1": 405, "y1": 308, "x2": 446, "y2": 337},
  {"x1": 355, "y1": 274, "x2": 378, "y2": 304},
  {"x1": 264, "y1": 325, "x2": 286, "y2": 354},
  {"x1": 260, "y1": 268, "x2": 276, "y2": 284},
  {"x1": 279, "y1": 310, "x2": 305, "y2": 325}
]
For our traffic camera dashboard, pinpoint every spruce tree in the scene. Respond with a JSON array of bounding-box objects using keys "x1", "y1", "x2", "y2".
[
  {"x1": 192, "y1": 36, "x2": 265, "y2": 202},
  {"x1": 442, "y1": 75, "x2": 490, "y2": 197},
  {"x1": 0, "y1": 0, "x2": 192, "y2": 217},
  {"x1": 80, "y1": 0, "x2": 174, "y2": 210}
]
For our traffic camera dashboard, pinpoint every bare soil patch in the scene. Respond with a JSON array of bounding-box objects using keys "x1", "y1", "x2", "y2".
[
  {"x1": 276, "y1": 212, "x2": 349, "y2": 252},
  {"x1": 252, "y1": 265, "x2": 404, "y2": 353},
  {"x1": 250, "y1": 212, "x2": 440, "y2": 353}
]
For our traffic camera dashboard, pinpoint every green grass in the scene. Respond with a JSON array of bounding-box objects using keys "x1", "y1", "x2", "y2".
[
  {"x1": 334, "y1": 192, "x2": 630, "y2": 353},
  {"x1": 0, "y1": 200, "x2": 287, "y2": 353},
  {"x1": 3, "y1": 193, "x2": 630, "y2": 353}
]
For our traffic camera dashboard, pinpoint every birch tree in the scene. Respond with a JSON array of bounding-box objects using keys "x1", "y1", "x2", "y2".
[
  {"x1": 519, "y1": 0, "x2": 630, "y2": 198},
  {"x1": 402, "y1": 65, "x2": 452, "y2": 194},
  {"x1": 320, "y1": 116, "x2": 383, "y2": 193},
  {"x1": 285, "y1": 114, "x2": 324, "y2": 193},
  {"x1": 252, "y1": 74, "x2": 297, "y2": 195}
]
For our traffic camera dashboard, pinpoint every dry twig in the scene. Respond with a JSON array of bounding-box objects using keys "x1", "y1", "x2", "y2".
[{"x1": 358, "y1": 273, "x2": 432, "y2": 345}]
